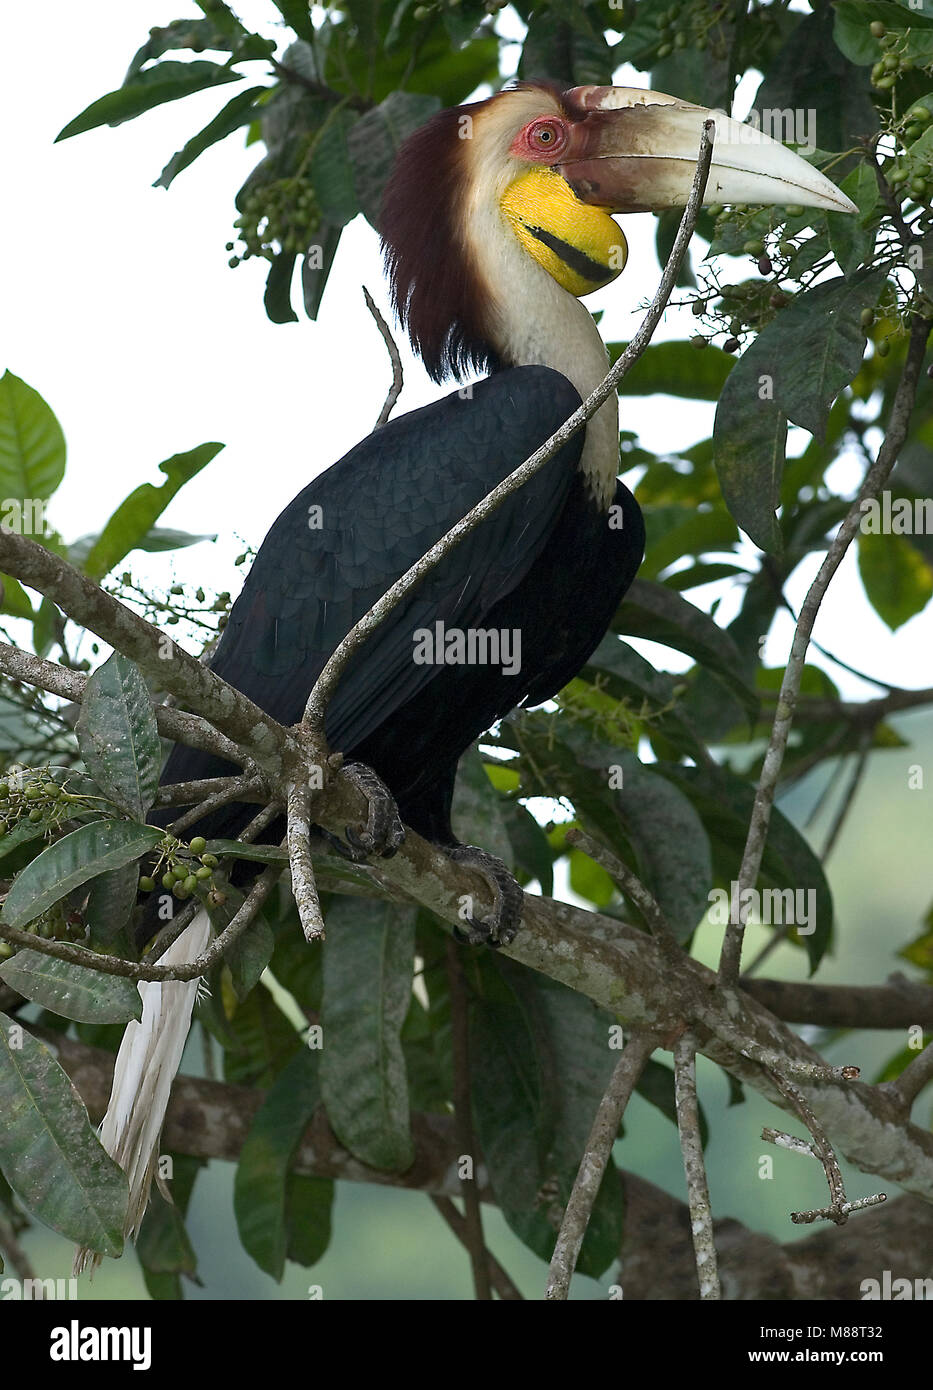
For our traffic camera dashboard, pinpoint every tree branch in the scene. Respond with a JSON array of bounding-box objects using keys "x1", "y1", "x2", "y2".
[{"x1": 545, "y1": 1028, "x2": 658, "y2": 1300}]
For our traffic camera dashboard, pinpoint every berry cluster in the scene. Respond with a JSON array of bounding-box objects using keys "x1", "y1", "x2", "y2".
[
  {"x1": 140, "y1": 835, "x2": 227, "y2": 909},
  {"x1": 228, "y1": 178, "x2": 321, "y2": 267}
]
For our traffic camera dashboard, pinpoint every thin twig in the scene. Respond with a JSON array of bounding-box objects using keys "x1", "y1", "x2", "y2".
[
  {"x1": 429, "y1": 1196, "x2": 523, "y2": 1300},
  {"x1": 301, "y1": 121, "x2": 717, "y2": 732},
  {"x1": 0, "y1": 641, "x2": 245, "y2": 766},
  {"x1": 718, "y1": 313, "x2": 931, "y2": 985},
  {"x1": 168, "y1": 776, "x2": 266, "y2": 836},
  {"x1": 0, "y1": 543, "x2": 293, "y2": 776},
  {"x1": 820, "y1": 732, "x2": 872, "y2": 862},
  {"x1": 363, "y1": 286, "x2": 403, "y2": 428},
  {"x1": 0, "y1": 1213, "x2": 40, "y2": 1288},
  {"x1": 0, "y1": 862, "x2": 282, "y2": 982},
  {"x1": 446, "y1": 940, "x2": 492, "y2": 1300},
  {"x1": 564, "y1": 827, "x2": 679, "y2": 952},
  {"x1": 287, "y1": 781, "x2": 325, "y2": 942},
  {"x1": 768, "y1": 1069, "x2": 849, "y2": 1224},
  {"x1": 155, "y1": 775, "x2": 263, "y2": 809},
  {"x1": 545, "y1": 1029, "x2": 658, "y2": 1300},
  {"x1": 891, "y1": 1040, "x2": 933, "y2": 1109},
  {"x1": 673, "y1": 1032, "x2": 720, "y2": 1300}
]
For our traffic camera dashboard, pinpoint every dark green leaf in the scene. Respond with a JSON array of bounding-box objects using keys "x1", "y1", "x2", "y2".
[
  {"x1": 83, "y1": 441, "x2": 223, "y2": 580},
  {"x1": 609, "y1": 340, "x2": 734, "y2": 401},
  {"x1": 347, "y1": 91, "x2": 439, "y2": 225},
  {"x1": 264, "y1": 250, "x2": 298, "y2": 324},
  {"x1": 614, "y1": 578, "x2": 758, "y2": 721},
  {"x1": 86, "y1": 863, "x2": 140, "y2": 948},
  {"x1": 155, "y1": 85, "x2": 268, "y2": 189},
  {"x1": 320, "y1": 898, "x2": 416, "y2": 1171},
  {"x1": 310, "y1": 108, "x2": 361, "y2": 226},
  {"x1": 76, "y1": 653, "x2": 161, "y2": 821},
  {"x1": 56, "y1": 62, "x2": 244, "y2": 141},
  {"x1": 234, "y1": 1048, "x2": 328, "y2": 1278},
  {"x1": 0, "y1": 950, "x2": 141, "y2": 1024},
  {"x1": 223, "y1": 981, "x2": 301, "y2": 1087},
  {"x1": 2, "y1": 821, "x2": 163, "y2": 930},
  {"x1": 0, "y1": 1013, "x2": 126, "y2": 1253}
]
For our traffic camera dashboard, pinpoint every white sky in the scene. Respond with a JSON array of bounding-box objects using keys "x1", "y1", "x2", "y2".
[{"x1": 1, "y1": 0, "x2": 930, "y2": 700}]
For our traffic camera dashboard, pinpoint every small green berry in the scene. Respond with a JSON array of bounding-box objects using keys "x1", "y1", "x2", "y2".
[
  {"x1": 28, "y1": 807, "x2": 43, "y2": 822},
  {"x1": 189, "y1": 836, "x2": 207, "y2": 855},
  {"x1": 183, "y1": 874, "x2": 198, "y2": 894},
  {"x1": 908, "y1": 106, "x2": 932, "y2": 124},
  {"x1": 690, "y1": 335, "x2": 708, "y2": 349},
  {"x1": 201, "y1": 853, "x2": 219, "y2": 869},
  {"x1": 876, "y1": 340, "x2": 890, "y2": 358},
  {"x1": 785, "y1": 205, "x2": 804, "y2": 218},
  {"x1": 196, "y1": 865, "x2": 213, "y2": 881},
  {"x1": 870, "y1": 20, "x2": 886, "y2": 38},
  {"x1": 860, "y1": 308, "x2": 875, "y2": 328},
  {"x1": 163, "y1": 871, "x2": 178, "y2": 891},
  {"x1": 139, "y1": 875, "x2": 155, "y2": 893}
]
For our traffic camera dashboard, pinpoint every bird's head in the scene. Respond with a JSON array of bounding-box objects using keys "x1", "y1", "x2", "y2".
[{"x1": 381, "y1": 82, "x2": 855, "y2": 382}]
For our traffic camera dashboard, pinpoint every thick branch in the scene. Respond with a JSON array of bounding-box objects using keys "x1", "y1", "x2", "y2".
[{"x1": 0, "y1": 541, "x2": 292, "y2": 774}]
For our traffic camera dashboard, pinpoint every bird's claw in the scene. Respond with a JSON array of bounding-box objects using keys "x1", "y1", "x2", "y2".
[
  {"x1": 340, "y1": 761, "x2": 406, "y2": 860},
  {"x1": 447, "y1": 844, "x2": 523, "y2": 948}
]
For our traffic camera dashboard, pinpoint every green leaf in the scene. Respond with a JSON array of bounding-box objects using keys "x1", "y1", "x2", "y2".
[
  {"x1": 639, "y1": 504, "x2": 739, "y2": 579},
  {"x1": 713, "y1": 271, "x2": 884, "y2": 552},
  {"x1": 76, "y1": 653, "x2": 161, "y2": 821},
  {"x1": 56, "y1": 61, "x2": 244, "y2": 141},
  {"x1": 0, "y1": 817, "x2": 51, "y2": 866},
  {"x1": 234, "y1": 1048, "x2": 330, "y2": 1278},
  {"x1": 609, "y1": 340, "x2": 734, "y2": 401},
  {"x1": 264, "y1": 250, "x2": 299, "y2": 324},
  {"x1": 83, "y1": 442, "x2": 223, "y2": 581},
  {"x1": 223, "y1": 981, "x2": 301, "y2": 1087},
  {"x1": 0, "y1": 573, "x2": 35, "y2": 620},
  {"x1": 858, "y1": 531, "x2": 933, "y2": 630},
  {"x1": 155, "y1": 85, "x2": 268, "y2": 189},
  {"x1": 0, "y1": 370, "x2": 66, "y2": 503},
  {"x1": 347, "y1": 91, "x2": 440, "y2": 225},
  {"x1": 562, "y1": 735, "x2": 713, "y2": 943},
  {"x1": 834, "y1": 0, "x2": 933, "y2": 66},
  {"x1": 271, "y1": 1, "x2": 316, "y2": 42},
  {"x1": 827, "y1": 162, "x2": 880, "y2": 277},
  {"x1": 614, "y1": 578, "x2": 758, "y2": 720},
  {"x1": 0, "y1": 1013, "x2": 126, "y2": 1253},
  {"x1": 2, "y1": 821, "x2": 164, "y2": 930},
  {"x1": 0, "y1": 950, "x2": 141, "y2": 1024},
  {"x1": 136, "y1": 1153, "x2": 203, "y2": 1298},
  {"x1": 320, "y1": 898, "x2": 416, "y2": 1172},
  {"x1": 310, "y1": 108, "x2": 361, "y2": 226},
  {"x1": 519, "y1": 7, "x2": 614, "y2": 86},
  {"x1": 86, "y1": 863, "x2": 142, "y2": 948},
  {"x1": 299, "y1": 221, "x2": 341, "y2": 321},
  {"x1": 658, "y1": 763, "x2": 834, "y2": 973},
  {"x1": 754, "y1": 7, "x2": 877, "y2": 152}
]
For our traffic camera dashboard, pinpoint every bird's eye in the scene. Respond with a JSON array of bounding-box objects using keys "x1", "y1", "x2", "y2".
[{"x1": 513, "y1": 117, "x2": 569, "y2": 160}]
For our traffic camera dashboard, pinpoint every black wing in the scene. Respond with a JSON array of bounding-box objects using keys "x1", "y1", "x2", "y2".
[{"x1": 161, "y1": 366, "x2": 584, "y2": 788}]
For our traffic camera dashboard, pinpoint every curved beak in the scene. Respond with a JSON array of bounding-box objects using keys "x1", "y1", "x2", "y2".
[{"x1": 555, "y1": 86, "x2": 857, "y2": 216}]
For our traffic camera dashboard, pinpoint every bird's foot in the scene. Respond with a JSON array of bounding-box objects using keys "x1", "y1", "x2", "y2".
[
  {"x1": 447, "y1": 845, "x2": 523, "y2": 949},
  {"x1": 336, "y1": 761, "x2": 406, "y2": 861}
]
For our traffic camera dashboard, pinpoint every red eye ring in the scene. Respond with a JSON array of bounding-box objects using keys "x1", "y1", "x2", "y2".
[{"x1": 512, "y1": 115, "x2": 569, "y2": 161}]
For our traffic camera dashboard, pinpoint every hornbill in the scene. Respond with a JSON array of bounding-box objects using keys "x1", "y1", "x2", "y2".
[{"x1": 83, "y1": 82, "x2": 854, "y2": 1259}]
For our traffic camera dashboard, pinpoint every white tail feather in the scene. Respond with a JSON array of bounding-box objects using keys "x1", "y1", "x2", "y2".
[{"x1": 74, "y1": 910, "x2": 211, "y2": 1274}]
